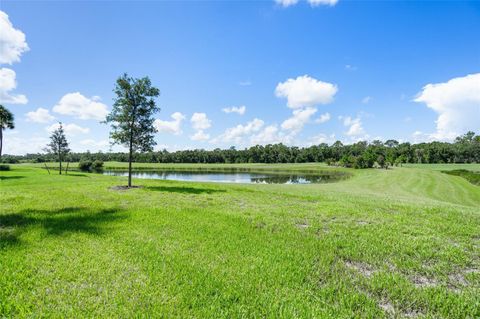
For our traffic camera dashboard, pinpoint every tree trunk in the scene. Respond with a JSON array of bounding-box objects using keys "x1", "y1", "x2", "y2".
[
  {"x1": 59, "y1": 154, "x2": 62, "y2": 175},
  {"x1": 0, "y1": 128, "x2": 3, "y2": 159},
  {"x1": 128, "y1": 133, "x2": 133, "y2": 187}
]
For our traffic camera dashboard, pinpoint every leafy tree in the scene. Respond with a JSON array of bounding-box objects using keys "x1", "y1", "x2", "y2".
[
  {"x1": 353, "y1": 155, "x2": 367, "y2": 169},
  {"x1": 0, "y1": 105, "x2": 15, "y2": 159},
  {"x1": 105, "y1": 74, "x2": 160, "y2": 187},
  {"x1": 377, "y1": 155, "x2": 386, "y2": 169},
  {"x1": 384, "y1": 139, "x2": 399, "y2": 148},
  {"x1": 45, "y1": 122, "x2": 70, "y2": 174}
]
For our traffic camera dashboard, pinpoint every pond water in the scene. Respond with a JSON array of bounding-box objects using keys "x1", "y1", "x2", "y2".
[{"x1": 103, "y1": 170, "x2": 347, "y2": 184}]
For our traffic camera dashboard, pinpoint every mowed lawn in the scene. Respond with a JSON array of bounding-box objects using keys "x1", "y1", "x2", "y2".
[{"x1": 1, "y1": 164, "x2": 479, "y2": 318}]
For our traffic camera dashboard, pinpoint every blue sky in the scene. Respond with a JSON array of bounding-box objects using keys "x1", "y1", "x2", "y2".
[{"x1": 1, "y1": 1, "x2": 479, "y2": 154}]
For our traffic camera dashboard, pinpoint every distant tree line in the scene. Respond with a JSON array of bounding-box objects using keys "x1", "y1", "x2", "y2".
[{"x1": 2, "y1": 131, "x2": 479, "y2": 169}]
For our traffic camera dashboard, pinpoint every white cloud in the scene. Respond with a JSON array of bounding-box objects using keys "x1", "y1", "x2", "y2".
[
  {"x1": 308, "y1": 0, "x2": 338, "y2": 6},
  {"x1": 190, "y1": 130, "x2": 210, "y2": 141},
  {"x1": 340, "y1": 116, "x2": 366, "y2": 137},
  {"x1": 414, "y1": 73, "x2": 480, "y2": 141},
  {"x1": 0, "y1": 67, "x2": 27, "y2": 104},
  {"x1": 275, "y1": 75, "x2": 338, "y2": 109},
  {"x1": 222, "y1": 105, "x2": 246, "y2": 115},
  {"x1": 281, "y1": 107, "x2": 317, "y2": 133},
  {"x1": 250, "y1": 125, "x2": 295, "y2": 145},
  {"x1": 52, "y1": 92, "x2": 109, "y2": 121},
  {"x1": 345, "y1": 64, "x2": 357, "y2": 71},
  {"x1": 308, "y1": 133, "x2": 336, "y2": 145},
  {"x1": 275, "y1": 0, "x2": 299, "y2": 7},
  {"x1": 154, "y1": 112, "x2": 185, "y2": 135},
  {"x1": 239, "y1": 81, "x2": 252, "y2": 86},
  {"x1": 26, "y1": 108, "x2": 55, "y2": 123},
  {"x1": 190, "y1": 112, "x2": 212, "y2": 130},
  {"x1": 213, "y1": 118, "x2": 264, "y2": 144},
  {"x1": 315, "y1": 112, "x2": 331, "y2": 124},
  {"x1": 361, "y1": 96, "x2": 371, "y2": 104},
  {"x1": 411, "y1": 131, "x2": 432, "y2": 144},
  {"x1": 2, "y1": 134, "x2": 48, "y2": 155},
  {"x1": 78, "y1": 139, "x2": 110, "y2": 152},
  {"x1": 0, "y1": 11, "x2": 29, "y2": 65},
  {"x1": 46, "y1": 122, "x2": 90, "y2": 136}
]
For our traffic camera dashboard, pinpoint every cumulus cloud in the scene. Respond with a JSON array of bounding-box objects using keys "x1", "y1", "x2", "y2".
[
  {"x1": 308, "y1": 133, "x2": 336, "y2": 145},
  {"x1": 78, "y1": 139, "x2": 110, "y2": 152},
  {"x1": 190, "y1": 112, "x2": 211, "y2": 130},
  {"x1": 213, "y1": 118, "x2": 264, "y2": 144},
  {"x1": 250, "y1": 125, "x2": 295, "y2": 145},
  {"x1": 340, "y1": 116, "x2": 366, "y2": 137},
  {"x1": 26, "y1": 108, "x2": 55, "y2": 123},
  {"x1": 281, "y1": 107, "x2": 317, "y2": 133},
  {"x1": 0, "y1": 11, "x2": 29, "y2": 65},
  {"x1": 222, "y1": 105, "x2": 246, "y2": 115},
  {"x1": 0, "y1": 67, "x2": 27, "y2": 104},
  {"x1": 315, "y1": 112, "x2": 331, "y2": 124},
  {"x1": 154, "y1": 112, "x2": 185, "y2": 135},
  {"x1": 1, "y1": 134, "x2": 48, "y2": 155},
  {"x1": 189, "y1": 113, "x2": 212, "y2": 141},
  {"x1": 190, "y1": 130, "x2": 210, "y2": 141},
  {"x1": 411, "y1": 131, "x2": 432, "y2": 144},
  {"x1": 52, "y1": 92, "x2": 109, "y2": 121},
  {"x1": 275, "y1": 75, "x2": 337, "y2": 109},
  {"x1": 414, "y1": 73, "x2": 480, "y2": 141},
  {"x1": 46, "y1": 122, "x2": 90, "y2": 136}
]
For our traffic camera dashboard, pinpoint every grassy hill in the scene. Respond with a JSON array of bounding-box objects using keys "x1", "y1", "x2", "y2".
[{"x1": 1, "y1": 164, "x2": 479, "y2": 318}]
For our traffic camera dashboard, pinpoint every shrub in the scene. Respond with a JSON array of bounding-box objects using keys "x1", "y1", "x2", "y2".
[
  {"x1": 377, "y1": 155, "x2": 387, "y2": 169},
  {"x1": 339, "y1": 155, "x2": 355, "y2": 168},
  {"x1": 325, "y1": 158, "x2": 335, "y2": 166},
  {"x1": 353, "y1": 156, "x2": 367, "y2": 169},
  {"x1": 78, "y1": 160, "x2": 93, "y2": 172},
  {"x1": 92, "y1": 160, "x2": 104, "y2": 171},
  {"x1": 0, "y1": 164, "x2": 11, "y2": 171}
]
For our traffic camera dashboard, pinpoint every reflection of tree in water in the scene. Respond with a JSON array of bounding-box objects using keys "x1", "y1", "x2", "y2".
[{"x1": 251, "y1": 174, "x2": 341, "y2": 184}]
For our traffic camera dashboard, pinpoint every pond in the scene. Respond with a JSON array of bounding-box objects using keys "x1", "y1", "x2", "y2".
[{"x1": 103, "y1": 169, "x2": 348, "y2": 184}]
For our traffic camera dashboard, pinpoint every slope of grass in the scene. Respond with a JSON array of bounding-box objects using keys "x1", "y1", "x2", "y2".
[
  {"x1": 403, "y1": 163, "x2": 480, "y2": 172},
  {"x1": 1, "y1": 164, "x2": 479, "y2": 318},
  {"x1": 442, "y1": 169, "x2": 480, "y2": 186}
]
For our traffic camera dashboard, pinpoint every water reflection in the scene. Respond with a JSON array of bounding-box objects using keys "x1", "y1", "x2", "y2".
[{"x1": 104, "y1": 170, "x2": 347, "y2": 184}]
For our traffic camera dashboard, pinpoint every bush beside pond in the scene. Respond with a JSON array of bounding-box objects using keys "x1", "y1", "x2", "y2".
[{"x1": 78, "y1": 160, "x2": 104, "y2": 172}]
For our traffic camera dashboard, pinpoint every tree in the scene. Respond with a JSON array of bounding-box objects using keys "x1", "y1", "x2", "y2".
[
  {"x1": 377, "y1": 154, "x2": 386, "y2": 169},
  {"x1": 45, "y1": 122, "x2": 70, "y2": 174},
  {"x1": 0, "y1": 105, "x2": 15, "y2": 159},
  {"x1": 105, "y1": 74, "x2": 160, "y2": 187}
]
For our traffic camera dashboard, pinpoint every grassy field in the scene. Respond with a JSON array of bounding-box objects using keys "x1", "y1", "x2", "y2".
[
  {"x1": 1, "y1": 164, "x2": 479, "y2": 318},
  {"x1": 403, "y1": 163, "x2": 480, "y2": 172}
]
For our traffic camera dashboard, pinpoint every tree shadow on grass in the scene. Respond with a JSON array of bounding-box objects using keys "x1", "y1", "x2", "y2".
[
  {"x1": 0, "y1": 206, "x2": 127, "y2": 249},
  {"x1": 0, "y1": 176, "x2": 25, "y2": 181},
  {"x1": 64, "y1": 173, "x2": 89, "y2": 177},
  {"x1": 144, "y1": 186, "x2": 226, "y2": 194}
]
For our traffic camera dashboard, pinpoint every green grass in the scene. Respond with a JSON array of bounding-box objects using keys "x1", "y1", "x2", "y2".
[
  {"x1": 1, "y1": 164, "x2": 479, "y2": 318},
  {"x1": 403, "y1": 163, "x2": 480, "y2": 172},
  {"x1": 442, "y1": 170, "x2": 480, "y2": 186}
]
